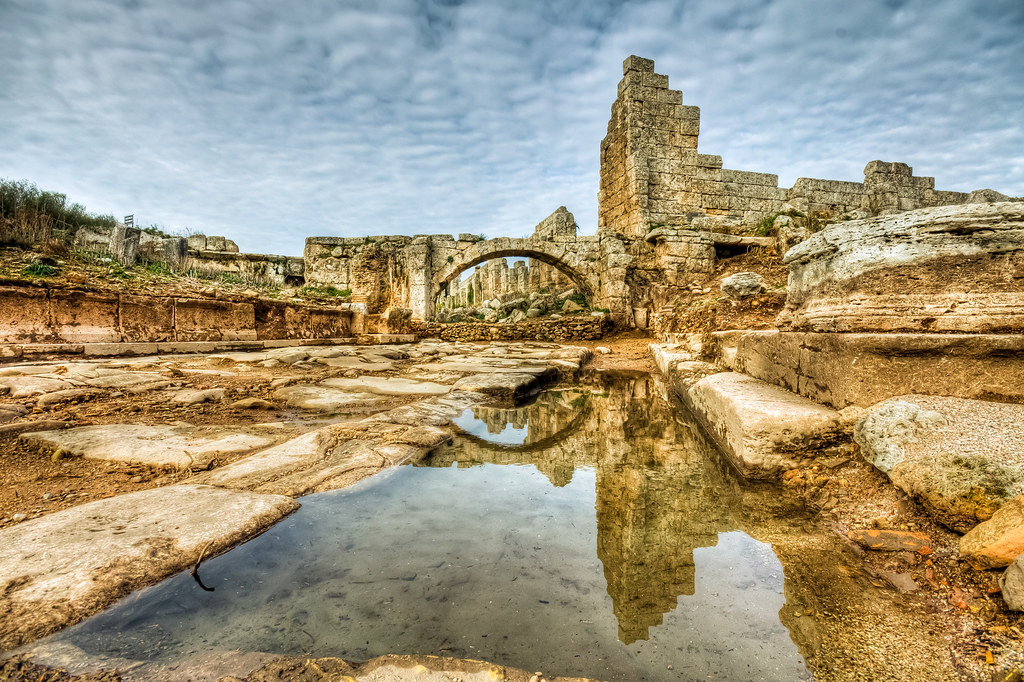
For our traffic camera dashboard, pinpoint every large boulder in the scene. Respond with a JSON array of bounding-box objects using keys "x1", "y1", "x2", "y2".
[
  {"x1": 778, "y1": 202, "x2": 1024, "y2": 333},
  {"x1": 855, "y1": 395, "x2": 1024, "y2": 532}
]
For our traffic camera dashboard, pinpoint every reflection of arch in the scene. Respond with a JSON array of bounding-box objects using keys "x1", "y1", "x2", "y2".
[
  {"x1": 452, "y1": 407, "x2": 588, "y2": 454},
  {"x1": 434, "y1": 237, "x2": 599, "y2": 302}
]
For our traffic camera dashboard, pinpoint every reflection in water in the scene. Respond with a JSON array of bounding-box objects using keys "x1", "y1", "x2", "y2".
[{"x1": 29, "y1": 372, "x2": 825, "y2": 681}]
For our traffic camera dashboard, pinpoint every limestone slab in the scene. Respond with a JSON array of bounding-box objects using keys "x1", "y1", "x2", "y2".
[
  {"x1": 684, "y1": 372, "x2": 847, "y2": 478},
  {"x1": 19, "y1": 424, "x2": 276, "y2": 469},
  {"x1": 273, "y1": 385, "x2": 385, "y2": 410},
  {"x1": 320, "y1": 376, "x2": 450, "y2": 395},
  {"x1": 452, "y1": 369, "x2": 556, "y2": 402},
  {"x1": 0, "y1": 484, "x2": 297, "y2": 650},
  {"x1": 855, "y1": 395, "x2": 1024, "y2": 532}
]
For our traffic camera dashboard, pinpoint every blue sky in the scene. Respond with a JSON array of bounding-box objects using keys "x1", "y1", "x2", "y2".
[{"x1": 1, "y1": 0, "x2": 1022, "y2": 256}]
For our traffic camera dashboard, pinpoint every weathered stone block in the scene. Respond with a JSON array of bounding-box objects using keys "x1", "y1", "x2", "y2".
[
  {"x1": 119, "y1": 293, "x2": 174, "y2": 342},
  {"x1": 50, "y1": 290, "x2": 120, "y2": 343},
  {"x1": 0, "y1": 286, "x2": 51, "y2": 343},
  {"x1": 174, "y1": 298, "x2": 256, "y2": 342}
]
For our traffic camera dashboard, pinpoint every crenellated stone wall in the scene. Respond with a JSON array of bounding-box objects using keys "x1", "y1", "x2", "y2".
[{"x1": 599, "y1": 55, "x2": 975, "y2": 237}]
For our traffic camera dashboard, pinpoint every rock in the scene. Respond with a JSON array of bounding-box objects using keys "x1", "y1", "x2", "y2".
[
  {"x1": 452, "y1": 369, "x2": 556, "y2": 402},
  {"x1": 855, "y1": 395, "x2": 1024, "y2": 532},
  {"x1": 526, "y1": 307, "x2": 542, "y2": 318},
  {"x1": 20, "y1": 424, "x2": 275, "y2": 469},
  {"x1": 172, "y1": 388, "x2": 226, "y2": 405},
  {"x1": 848, "y1": 529, "x2": 933, "y2": 553},
  {"x1": 0, "y1": 485, "x2": 298, "y2": 650},
  {"x1": 720, "y1": 272, "x2": 765, "y2": 298},
  {"x1": 1001, "y1": 555, "x2": 1024, "y2": 611},
  {"x1": 129, "y1": 475, "x2": 143, "y2": 483},
  {"x1": 683, "y1": 372, "x2": 847, "y2": 479},
  {"x1": 960, "y1": 495, "x2": 1024, "y2": 569},
  {"x1": 967, "y1": 188, "x2": 1010, "y2": 203},
  {"x1": 878, "y1": 569, "x2": 919, "y2": 593},
  {"x1": 595, "y1": 346, "x2": 612, "y2": 354},
  {"x1": 775, "y1": 214, "x2": 812, "y2": 255},
  {"x1": 556, "y1": 288, "x2": 577, "y2": 301},
  {"x1": 320, "y1": 376, "x2": 450, "y2": 396},
  {"x1": 778, "y1": 202, "x2": 1024, "y2": 333},
  {"x1": 273, "y1": 385, "x2": 384, "y2": 411},
  {"x1": 36, "y1": 388, "x2": 100, "y2": 408},
  {"x1": 231, "y1": 398, "x2": 275, "y2": 410},
  {"x1": 0, "y1": 405, "x2": 29, "y2": 423},
  {"x1": 561, "y1": 299, "x2": 583, "y2": 313},
  {"x1": 506, "y1": 309, "x2": 527, "y2": 324},
  {"x1": 10, "y1": 513, "x2": 27, "y2": 523}
]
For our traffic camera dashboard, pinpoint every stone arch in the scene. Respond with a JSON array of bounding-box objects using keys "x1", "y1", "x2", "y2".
[{"x1": 432, "y1": 237, "x2": 600, "y2": 310}]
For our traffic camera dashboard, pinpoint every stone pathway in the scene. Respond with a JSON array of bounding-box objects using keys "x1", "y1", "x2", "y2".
[{"x1": 0, "y1": 340, "x2": 591, "y2": 660}]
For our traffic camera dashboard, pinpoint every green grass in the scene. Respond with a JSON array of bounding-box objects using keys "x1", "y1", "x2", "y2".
[{"x1": 21, "y1": 260, "x2": 57, "y2": 277}]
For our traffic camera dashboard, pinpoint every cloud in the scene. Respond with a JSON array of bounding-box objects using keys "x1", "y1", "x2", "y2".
[{"x1": 0, "y1": 0, "x2": 1021, "y2": 256}]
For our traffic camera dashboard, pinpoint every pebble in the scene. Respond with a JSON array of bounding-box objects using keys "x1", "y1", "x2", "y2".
[
  {"x1": 130, "y1": 475, "x2": 144, "y2": 483},
  {"x1": 42, "y1": 492, "x2": 53, "y2": 501},
  {"x1": 11, "y1": 513, "x2": 27, "y2": 523},
  {"x1": 595, "y1": 346, "x2": 612, "y2": 354}
]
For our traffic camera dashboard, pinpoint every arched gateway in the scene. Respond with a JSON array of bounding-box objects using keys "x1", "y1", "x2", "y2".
[{"x1": 302, "y1": 207, "x2": 642, "y2": 326}]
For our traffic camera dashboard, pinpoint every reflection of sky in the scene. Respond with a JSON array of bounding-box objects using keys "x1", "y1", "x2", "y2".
[{"x1": 452, "y1": 407, "x2": 529, "y2": 445}]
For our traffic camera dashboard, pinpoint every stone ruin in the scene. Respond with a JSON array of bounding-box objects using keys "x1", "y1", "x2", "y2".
[
  {"x1": 6, "y1": 54, "x2": 1018, "y2": 343},
  {"x1": 299, "y1": 55, "x2": 1013, "y2": 331}
]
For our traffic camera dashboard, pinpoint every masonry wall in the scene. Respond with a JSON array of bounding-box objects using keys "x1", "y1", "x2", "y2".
[
  {"x1": 409, "y1": 315, "x2": 610, "y2": 342},
  {"x1": 599, "y1": 55, "x2": 972, "y2": 237},
  {"x1": 0, "y1": 285, "x2": 353, "y2": 345}
]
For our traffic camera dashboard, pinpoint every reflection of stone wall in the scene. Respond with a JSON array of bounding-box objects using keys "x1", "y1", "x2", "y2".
[{"x1": 423, "y1": 374, "x2": 735, "y2": 643}]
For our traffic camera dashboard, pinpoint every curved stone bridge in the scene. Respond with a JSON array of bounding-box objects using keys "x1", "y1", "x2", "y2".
[{"x1": 433, "y1": 236, "x2": 600, "y2": 302}]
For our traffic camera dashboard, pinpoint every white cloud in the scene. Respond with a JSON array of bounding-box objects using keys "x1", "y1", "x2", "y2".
[{"x1": 0, "y1": 0, "x2": 1021, "y2": 256}]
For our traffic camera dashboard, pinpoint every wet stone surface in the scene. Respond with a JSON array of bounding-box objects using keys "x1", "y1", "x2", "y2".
[{"x1": 11, "y1": 372, "x2": 959, "y2": 681}]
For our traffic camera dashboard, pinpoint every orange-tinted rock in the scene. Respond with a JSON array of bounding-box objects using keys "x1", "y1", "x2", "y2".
[{"x1": 848, "y1": 529, "x2": 933, "y2": 553}]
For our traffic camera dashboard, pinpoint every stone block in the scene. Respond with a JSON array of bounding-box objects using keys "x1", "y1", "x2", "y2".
[
  {"x1": 119, "y1": 293, "x2": 174, "y2": 342},
  {"x1": 623, "y1": 55, "x2": 655, "y2": 74},
  {"x1": 684, "y1": 372, "x2": 846, "y2": 479},
  {"x1": 174, "y1": 298, "x2": 256, "y2": 342},
  {"x1": 49, "y1": 290, "x2": 120, "y2": 343},
  {"x1": 716, "y1": 330, "x2": 1024, "y2": 408},
  {"x1": 0, "y1": 286, "x2": 51, "y2": 343}
]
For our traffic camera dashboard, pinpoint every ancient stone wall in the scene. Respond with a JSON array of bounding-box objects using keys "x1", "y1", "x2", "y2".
[
  {"x1": 409, "y1": 315, "x2": 610, "y2": 342},
  {"x1": 0, "y1": 284, "x2": 353, "y2": 345},
  {"x1": 599, "y1": 56, "x2": 974, "y2": 237}
]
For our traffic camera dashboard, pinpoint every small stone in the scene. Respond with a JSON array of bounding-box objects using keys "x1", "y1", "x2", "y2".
[
  {"x1": 848, "y1": 529, "x2": 932, "y2": 553},
  {"x1": 595, "y1": 346, "x2": 612, "y2": 354},
  {"x1": 130, "y1": 475, "x2": 144, "y2": 483},
  {"x1": 172, "y1": 388, "x2": 226, "y2": 406},
  {"x1": 230, "y1": 398, "x2": 275, "y2": 410},
  {"x1": 42, "y1": 493, "x2": 53, "y2": 501},
  {"x1": 11, "y1": 513, "x2": 27, "y2": 523}
]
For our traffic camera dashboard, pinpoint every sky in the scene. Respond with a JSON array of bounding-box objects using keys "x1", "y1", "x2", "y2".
[{"x1": 1, "y1": 0, "x2": 1022, "y2": 257}]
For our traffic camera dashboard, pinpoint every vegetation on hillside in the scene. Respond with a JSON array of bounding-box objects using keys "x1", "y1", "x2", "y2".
[{"x1": 0, "y1": 179, "x2": 118, "y2": 248}]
